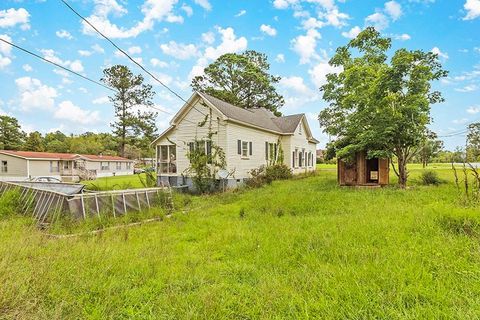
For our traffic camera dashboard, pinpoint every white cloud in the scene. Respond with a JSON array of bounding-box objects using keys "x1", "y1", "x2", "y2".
[
  {"x1": 82, "y1": 0, "x2": 183, "y2": 39},
  {"x1": 92, "y1": 96, "x2": 110, "y2": 105},
  {"x1": 453, "y1": 118, "x2": 469, "y2": 125},
  {"x1": 41, "y1": 49, "x2": 85, "y2": 73},
  {"x1": 69, "y1": 60, "x2": 84, "y2": 73},
  {"x1": 56, "y1": 29, "x2": 73, "y2": 40},
  {"x1": 279, "y1": 76, "x2": 312, "y2": 94},
  {"x1": 467, "y1": 105, "x2": 480, "y2": 114},
  {"x1": 78, "y1": 50, "x2": 93, "y2": 57},
  {"x1": 0, "y1": 34, "x2": 12, "y2": 69},
  {"x1": 0, "y1": 34, "x2": 12, "y2": 55},
  {"x1": 0, "y1": 56, "x2": 11, "y2": 69},
  {"x1": 194, "y1": 0, "x2": 212, "y2": 11},
  {"x1": 291, "y1": 28, "x2": 321, "y2": 64},
  {"x1": 181, "y1": 4, "x2": 193, "y2": 17},
  {"x1": 260, "y1": 24, "x2": 277, "y2": 36},
  {"x1": 365, "y1": 12, "x2": 389, "y2": 30},
  {"x1": 275, "y1": 53, "x2": 285, "y2": 63},
  {"x1": 127, "y1": 46, "x2": 142, "y2": 54},
  {"x1": 431, "y1": 47, "x2": 449, "y2": 60},
  {"x1": 189, "y1": 26, "x2": 247, "y2": 79},
  {"x1": 150, "y1": 58, "x2": 169, "y2": 68},
  {"x1": 54, "y1": 100, "x2": 101, "y2": 125},
  {"x1": 0, "y1": 8, "x2": 30, "y2": 30},
  {"x1": 384, "y1": 1, "x2": 402, "y2": 21},
  {"x1": 92, "y1": 44, "x2": 105, "y2": 54},
  {"x1": 201, "y1": 31, "x2": 215, "y2": 44},
  {"x1": 160, "y1": 41, "x2": 198, "y2": 60},
  {"x1": 22, "y1": 64, "x2": 32, "y2": 72},
  {"x1": 341, "y1": 26, "x2": 361, "y2": 39},
  {"x1": 455, "y1": 84, "x2": 478, "y2": 92},
  {"x1": 235, "y1": 10, "x2": 246, "y2": 17},
  {"x1": 394, "y1": 33, "x2": 411, "y2": 41},
  {"x1": 14, "y1": 77, "x2": 58, "y2": 112},
  {"x1": 464, "y1": 0, "x2": 480, "y2": 20},
  {"x1": 309, "y1": 61, "x2": 342, "y2": 88}
]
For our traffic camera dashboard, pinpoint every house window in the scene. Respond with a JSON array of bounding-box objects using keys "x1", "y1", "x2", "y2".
[
  {"x1": 101, "y1": 162, "x2": 110, "y2": 171},
  {"x1": 265, "y1": 142, "x2": 278, "y2": 162},
  {"x1": 126, "y1": 162, "x2": 131, "y2": 170},
  {"x1": 292, "y1": 150, "x2": 297, "y2": 168},
  {"x1": 299, "y1": 150, "x2": 304, "y2": 167},
  {"x1": 116, "y1": 162, "x2": 122, "y2": 170},
  {"x1": 158, "y1": 145, "x2": 177, "y2": 174},
  {"x1": 242, "y1": 141, "x2": 249, "y2": 157},
  {"x1": 299, "y1": 125, "x2": 302, "y2": 135},
  {"x1": 1, "y1": 161, "x2": 7, "y2": 173},
  {"x1": 188, "y1": 140, "x2": 212, "y2": 163},
  {"x1": 50, "y1": 161, "x2": 59, "y2": 173},
  {"x1": 63, "y1": 161, "x2": 70, "y2": 170},
  {"x1": 237, "y1": 140, "x2": 252, "y2": 158}
]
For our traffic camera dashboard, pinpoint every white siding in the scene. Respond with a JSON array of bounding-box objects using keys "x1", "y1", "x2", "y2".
[
  {"x1": 155, "y1": 97, "x2": 227, "y2": 177},
  {"x1": 285, "y1": 119, "x2": 317, "y2": 174},
  {"x1": 225, "y1": 122, "x2": 281, "y2": 179}
]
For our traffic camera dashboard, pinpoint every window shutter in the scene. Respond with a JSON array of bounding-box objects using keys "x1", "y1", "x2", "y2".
[
  {"x1": 237, "y1": 140, "x2": 241, "y2": 155},
  {"x1": 249, "y1": 142, "x2": 252, "y2": 156},
  {"x1": 292, "y1": 151, "x2": 295, "y2": 167},
  {"x1": 274, "y1": 144, "x2": 278, "y2": 160},
  {"x1": 265, "y1": 142, "x2": 269, "y2": 160}
]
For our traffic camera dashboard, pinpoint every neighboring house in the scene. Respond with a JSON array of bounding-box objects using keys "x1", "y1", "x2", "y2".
[
  {"x1": 152, "y1": 92, "x2": 319, "y2": 188},
  {"x1": 0, "y1": 151, "x2": 134, "y2": 182}
]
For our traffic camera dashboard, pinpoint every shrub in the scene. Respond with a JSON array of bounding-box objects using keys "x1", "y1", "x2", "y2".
[
  {"x1": 420, "y1": 170, "x2": 442, "y2": 186},
  {"x1": 0, "y1": 189, "x2": 21, "y2": 218},
  {"x1": 245, "y1": 164, "x2": 293, "y2": 188},
  {"x1": 266, "y1": 164, "x2": 293, "y2": 181}
]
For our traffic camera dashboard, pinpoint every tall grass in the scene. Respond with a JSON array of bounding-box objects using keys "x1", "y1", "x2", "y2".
[{"x1": 1, "y1": 168, "x2": 480, "y2": 318}]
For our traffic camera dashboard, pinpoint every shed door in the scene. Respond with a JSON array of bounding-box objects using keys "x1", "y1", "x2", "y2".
[{"x1": 344, "y1": 162, "x2": 357, "y2": 185}]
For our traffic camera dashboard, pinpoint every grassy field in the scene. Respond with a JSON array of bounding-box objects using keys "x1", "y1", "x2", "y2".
[
  {"x1": 82, "y1": 173, "x2": 148, "y2": 190},
  {"x1": 1, "y1": 165, "x2": 480, "y2": 319}
]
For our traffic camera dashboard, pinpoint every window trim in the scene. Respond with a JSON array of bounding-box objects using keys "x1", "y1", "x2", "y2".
[
  {"x1": 1, "y1": 160, "x2": 7, "y2": 173},
  {"x1": 241, "y1": 141, "x2": 249, "y2": 158},
  {"x1": 116, "y1": 162, "x2": 122, "y2": 170},
  {"x1": 101, "y1": 161, "x2": 110, "y2": 171},
  {"x1": 50, "y1": 161, "x2": 59, "y2": 173}
]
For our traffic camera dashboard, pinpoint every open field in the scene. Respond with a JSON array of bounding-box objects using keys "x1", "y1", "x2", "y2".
[{"x1": 1, "y1": 165, "x2": 480, "y2": 319}]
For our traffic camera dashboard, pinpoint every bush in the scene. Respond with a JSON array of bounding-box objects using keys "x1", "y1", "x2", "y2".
[
  {"x1": 245, "y1": 164, "x2": 292, "y2": 188},
  {"x1": 420, "y1": 170, "x2": 442, "y2": 186},
  {"x1": 0, "y1": 189, "x2": 21, "y2": 218}
]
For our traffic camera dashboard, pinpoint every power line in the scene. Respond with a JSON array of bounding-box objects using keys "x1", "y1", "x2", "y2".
[
  {"x1": 0, "y1": 37, "x2": 207, "y2": 127},
  {"x1": 60, "y1": 0, "x2": 188, "y2": 104},
  {"x1": 59, "y1": 0, "x2": 220, "y2": 125},
  {"x1": 0, "y1": 37, "x2": 115, "y2": 92}
]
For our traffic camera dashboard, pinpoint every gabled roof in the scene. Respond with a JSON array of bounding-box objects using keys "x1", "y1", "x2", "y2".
[
  {"x1": 153, "y1": 91, "x2": 319, "y2": 144},
  {"x1": 0, "y1": 150, "x2": 132, "y2": 161}
]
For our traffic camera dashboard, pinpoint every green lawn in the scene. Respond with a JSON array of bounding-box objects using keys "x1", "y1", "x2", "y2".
[
  {"x1": 82, "y1": 173, "x2": 148, "y2": 190},
  {"x1": 1, "y1": 165, "x2": 480, "y2": 318}
]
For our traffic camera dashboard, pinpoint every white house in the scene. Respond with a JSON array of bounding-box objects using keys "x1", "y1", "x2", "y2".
[
  {"x1": 152, "y1": 92, "x2": 318, "y2": 188},
  {"x1": 0, "y1": 151, "x2": 134, "y2": 182}
]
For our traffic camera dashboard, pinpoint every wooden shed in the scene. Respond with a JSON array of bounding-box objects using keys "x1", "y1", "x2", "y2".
[{"x1": 338, "y1": 152, "x2": 389, "y2": 186}]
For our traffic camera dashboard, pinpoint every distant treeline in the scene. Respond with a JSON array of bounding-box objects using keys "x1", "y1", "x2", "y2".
[{"x1": 0, "y1": 115, "x2": 153, "y2": 159}]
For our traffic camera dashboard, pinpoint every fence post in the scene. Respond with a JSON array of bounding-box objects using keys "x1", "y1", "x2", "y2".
[
  {"x1": 94, "y1": 194, "x2": 100, "y2": 218},
  {"x1": 80, "y1": 195, "x2": 86, "y2": 219}
]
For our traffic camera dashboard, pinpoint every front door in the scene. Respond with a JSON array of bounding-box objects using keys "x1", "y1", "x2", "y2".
[{"x1": 344, "y1": 162, "x2": 357, "y2": 185}]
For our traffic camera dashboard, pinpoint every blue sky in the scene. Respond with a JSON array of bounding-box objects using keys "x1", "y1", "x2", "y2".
[{"x1": 0, "y1": 0, "x2": 479, "y2": 150}]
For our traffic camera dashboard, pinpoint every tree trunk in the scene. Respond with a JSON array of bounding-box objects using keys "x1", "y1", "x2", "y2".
[{"x1": 397, "y1": 153, "x2": 408, "y2": 189}]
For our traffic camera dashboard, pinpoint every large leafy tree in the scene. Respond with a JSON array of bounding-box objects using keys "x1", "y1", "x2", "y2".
[
  {"x1": 191, "y1": 50, "x2": 284, "y2": 115},
  {"x1": 23, "y1": 131, "x2": 45, "y2": 152},
  {"x1": 319, "y1": 27, "x2": 447, "y2": 188},
  {"x1": 101, "y1": 65, "x2": 157, "y2": 157},
  {"x1": 0, "y1": 115, "x2": 25, "y2": 150},
  {"x1": 416, "y1": 131, "x2": 444, "y2": 167}
]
